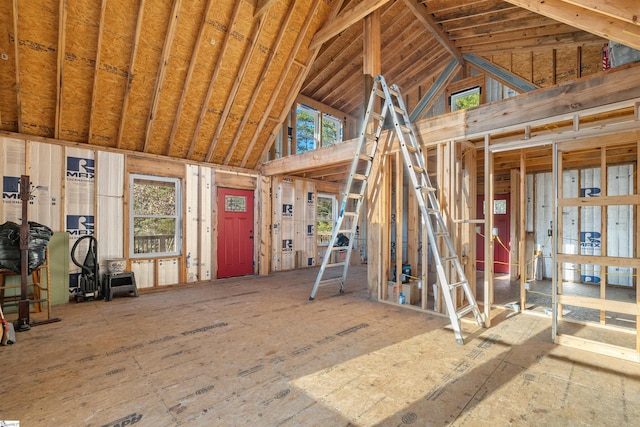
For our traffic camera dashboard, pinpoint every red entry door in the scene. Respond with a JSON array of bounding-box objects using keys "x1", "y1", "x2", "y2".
[
  {"x1": 217, "y1": 188, "x2": 254, "y2": 278},
  {"x1": 476, "y1": 194, "x2": 510, "y2": 274}
]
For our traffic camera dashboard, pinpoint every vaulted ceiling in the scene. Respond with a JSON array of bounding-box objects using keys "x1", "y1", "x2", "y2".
[{"x1": 0, "y1": 0, "x2": 637, "y2": 171}]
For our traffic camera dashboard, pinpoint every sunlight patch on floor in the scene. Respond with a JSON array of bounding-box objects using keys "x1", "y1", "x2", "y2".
[{"x1": 290, "y1": 331, "x2": 462, "y2": 426}]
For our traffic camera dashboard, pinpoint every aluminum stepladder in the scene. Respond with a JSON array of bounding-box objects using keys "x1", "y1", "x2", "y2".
[
  {"x1": 377, "y1": 75, "x2": 486, "y2": 344},
  {"x1": 308, "y1": 77, "x2": 389, "y2": 300},
  {"x1": 309, "y1": 75, "x2": 485, "y2": 344}
]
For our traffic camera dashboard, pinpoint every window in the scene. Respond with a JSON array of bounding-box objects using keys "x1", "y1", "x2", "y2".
[
  {"x1": 317, "y1": 194, "x2": 336, "y2": 246},
  {"x1": 296, "y1": 104, "x2": 344, "y2": 153},
  {"x1": 130, "y1": 174, "x2": 182, "y2": 257},
  {"x1": 296, "y1": 104, "x2": 319, "y2": 153},
  {"x1": 450, "y1": 86, "x2": 480, "y2": 112},
  {"x1": 321, "y1": 113, "x2": 342, "y2": 147}
]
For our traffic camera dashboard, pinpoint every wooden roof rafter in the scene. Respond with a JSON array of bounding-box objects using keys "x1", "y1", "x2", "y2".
[
  {"x1": 241, "y1": 0, "x2": 328, "y2": 167},
  {"x1": 165, "y1": 0, "x2": 215, "y2": 157},
  {"x1": 401, "y1": 0, "x2": 465, "y2": 66},
  {"x1": 248, "y1": 0, "x2": 345, "y2": 167},
  {"x1": 224, "y1": 0, "x2": 298, "y2": 165},
  {"x1": 11, "y1": 0, "x2": 22, "y2": 133},
  {"x1": 309, "y1": 0, "x2": 392, "y2": 50},
  {"x1": 143, "y1": 0, "x2": 182, "y2": 153},
  {"x1": 255, "y1": 0, "x2": 278, "y2": 19},
  {"x1": 116, "y1": 0, "x2": 146, "y2": 149},
  {"x1": 87, "y1": 0, "x2": 108, "y2": 145},
  {"x1": 504, "y1": 0, "x2": 640, "y2": 51},
  {"x1": 186, "y1": 0, "x2": 243, "y2": 159},
  {"x1": 205, "y1": 12, "x2": 267, "y2": 163},
  {"x1": 54, "y1": 0, "x2": 67, "y2": 140}
]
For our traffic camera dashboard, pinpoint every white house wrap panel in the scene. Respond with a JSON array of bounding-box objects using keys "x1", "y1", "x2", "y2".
[{"x1": 607, "y1": 164, "x2": 634, "y2": 287}]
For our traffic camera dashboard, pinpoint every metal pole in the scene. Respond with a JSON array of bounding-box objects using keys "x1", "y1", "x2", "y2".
[{"x1": 16, "y1": 175, "x2": 30, "y2": 331}]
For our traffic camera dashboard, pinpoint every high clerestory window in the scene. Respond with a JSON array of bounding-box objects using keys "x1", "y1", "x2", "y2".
[
  {"x1": 296, "y1": 104, "x2": 343, "y2": 154},
  {"x1": 450, "y1": 86, "x2": 481, "y2": 112}
]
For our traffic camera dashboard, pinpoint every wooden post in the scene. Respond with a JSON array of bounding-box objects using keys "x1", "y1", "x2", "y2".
[
  {"x1": 599, "y1": 148, "x2": 607, "y2": 324},
  {"x1": 17, "y1": 175, "x2": 31, "y2": 331},
  {"x1": 395, "y1": 152, "x2": 403, "y2": 300},
  {"x1": 519, "y1": 150, "x2": 527, "y2": 312}
]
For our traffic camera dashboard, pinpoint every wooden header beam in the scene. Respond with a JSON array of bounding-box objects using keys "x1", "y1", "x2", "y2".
[
  {"x1": 504, "y1": 0, "x2": 640, "y2": 51},
  {"x1": 309, "y1": 0, "x2": 391, "y2": 49}
]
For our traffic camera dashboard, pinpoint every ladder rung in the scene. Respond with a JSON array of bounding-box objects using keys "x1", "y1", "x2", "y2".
[
  {"x1": 352, "y1": 173, "x2": 367, "y2": 181},
  {"x1": 389, "y1": 87, "x2": 400, "y2": 97},
  {"x1": 411, "y1": 165, "x2": 425, "y2": 174},
  {"x1": 441, "y1": 256, "x2": 457, "y2": 262},
  {"x1": 347, "y1": 193, "x2": 362, "y2": 199},
  {"x1": 326, "y1": 262, "x2": 346, "y2": 268},
  {"x1": 374, "y1": 88, "x2": 385, "y2": 98},
  {"x1": 449, "y1": 280, "x2": 468, "y2": 290},
  {"x1": 336, "y1": 229, "x2": 354, "y2": 234},
  {"x1": 318, "y1": 277, "x2": 342, "y2": 287},
  {"x1": 400, "y1": 125, "x2": 411, "y2": 134},
  {"x1": 394, "y1": 106, "x2": 405, "y2": 115},
  {"x1": 435, "y1": 231, "x2": 449, "y2": 237},
  {"x1": 371, "y1": 112, "x2": 384, "y2": 121},
  {"x1": 343, "y1": 212, "x2": 357, "y2": 217},
  {"x1": 406, "y1": 145, "x2": 418, "y2": 153},
  {"x1": 456, "y1": 304, "x2": 476, "y2": 319},
  {"x1": 358, "y1": 153, "x2": 373, "y2": 162},
  {"x1": 364, "y1": 132, "x2": 377, "y2": 141}
]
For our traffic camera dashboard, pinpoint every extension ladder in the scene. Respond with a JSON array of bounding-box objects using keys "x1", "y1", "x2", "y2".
[{"x1": 309, "y1": 75, "x2": 486, "y2": 344}]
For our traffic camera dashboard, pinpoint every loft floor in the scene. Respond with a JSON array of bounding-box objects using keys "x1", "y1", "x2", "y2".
[{"x1": 2, "y1": 265, "x2": 639, "y2": 426}]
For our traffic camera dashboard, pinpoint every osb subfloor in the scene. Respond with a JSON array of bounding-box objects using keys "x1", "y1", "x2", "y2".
[{"x1": 3, "y1": 265, "x2": 640, "y2": 426}]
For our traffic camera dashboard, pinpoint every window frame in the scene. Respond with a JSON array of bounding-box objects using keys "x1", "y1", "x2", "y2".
[
  {"x1": 317, "y1": 193, "x2": 337, "y2": 247},
  {"x1": 129, "y1": 173, "x2": 182, "y2": 258}
]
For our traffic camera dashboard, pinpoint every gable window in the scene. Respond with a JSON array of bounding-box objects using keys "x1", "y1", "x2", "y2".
[
  {"x1": 130, "y1": 174, "x2": 182, "y2": 257},
  {"x1": 321, "y1": 113, "x2": 342, "y2": 147},
  {"x1": 296, "y1": 104, "x2": 344, "y2": 154},
  {"x1": 450, "y1": 86, "x2": 480, "y2": 112},
  {"x1": 296, "y1": 104, "x2": 319, "y2": 153}
]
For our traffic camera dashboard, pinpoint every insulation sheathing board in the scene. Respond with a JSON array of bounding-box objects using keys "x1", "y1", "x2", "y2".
[
  {"x1": 158, "y1": 257, "x2": 179, "y2": 285},
  {"x1": 185, "y1": 164, "x2": 200, "y2": 282},
  {"x1": 580, "y1": 168, "x2": 601, "y2": 283},
  {"x1": 526, "y1": 173, "x2": 533, "y2": 232},
  {"x1": 561, "y1": 170, "x2": 579, "y2": 282},
  {"x1": 65, "y1": 147, "x2": 95, "y2": 274},
  {"x1": 0, "y1": 138, "x2": 26, "y2": 223},
  {"x1": 534, "y1": 172, "x2": 553, "y2": 278},
  {"x1": 199, "y1": 166, "x2": 212, "y2": 281},
  {"x1": 271, "y1": 176, "x2": 316, "y2": 271},
  {"x1": 96, "y1": 151, "x2": 124, "y2": 263},
  {"x1": 131, "y1": 258, "x2": 155, "y2": 289},
  {"x1": 279, "y1": 177, "x2": 295, "y2": 271},
  {"x1": 29, "y1": 142, "x2": 63, "y2": 231},
  {"x1": 607, "y1": 164, "x2": 634, "y2": 287}
]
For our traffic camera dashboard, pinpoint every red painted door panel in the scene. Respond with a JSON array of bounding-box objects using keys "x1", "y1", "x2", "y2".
[
  {"x1": 217, "y1": 188, "x2": 254, "y2": 278},
  {"x1": 476, "y1": 194, "x2": 510, "y2": 274}
]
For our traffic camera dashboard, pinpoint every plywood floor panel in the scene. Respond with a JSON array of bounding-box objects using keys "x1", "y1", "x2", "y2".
[{"x1": 2, "y1": 265, "x2": 640, "y2": 425}]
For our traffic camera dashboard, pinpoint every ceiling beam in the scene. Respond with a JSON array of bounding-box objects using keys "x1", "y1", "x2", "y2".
[
  {"x1": 11, "y1": 0, "x2": 22, "y2": 133},
  {"x1": 186, "y1": 0, "x2": 243, "y2": 159},
  {"x1": 55, "y1": 0, "x2": 67, "y2": 140},
  {"x1": 401, "y1": 0, "x2": 465, "y2": 66},
  {"x1": 87, "y1": 0, "x2": 108, "y2": 144},
  {"x1": 463, "y1": 53, "x2": 539, "y2": 92},
  {"x1": 116, "y1": 0, "x2": 146, "y2": 149},
  {"x1": 206, "y1": 13, "x2": 267, "y2": 163},
  {"x1": 165, "y1": 0, "x2": 215, "y2": 157},
  {"x1": 242, "y1": 0, "x2": 328, "y2": 167},
  {"x1": 254, "y1": 0, "x2": 277, "y2": 19},
  {"x1": 409, "y1": 59, "x2": 460, "y2": 122},
  {"x1": 561, "y1": 0, "x2": 640, "y2": 26},
  {"x1": 224, "y1": 1, "x2": 297, "y2": 165},
  {"x1": 309, "y1": 0, "x2": 392, "y2": 49},
  {"x1": 503, "y1": 0, "x2": 640, "y2": 51},
  {"x1": 143, "y1": 0, "x2": 182, "y2": 153}
]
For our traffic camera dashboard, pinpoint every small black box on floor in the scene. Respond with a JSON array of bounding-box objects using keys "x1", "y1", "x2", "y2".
[{"x1": 103, "y1": 271, "x2": 138, "y2": 301}]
